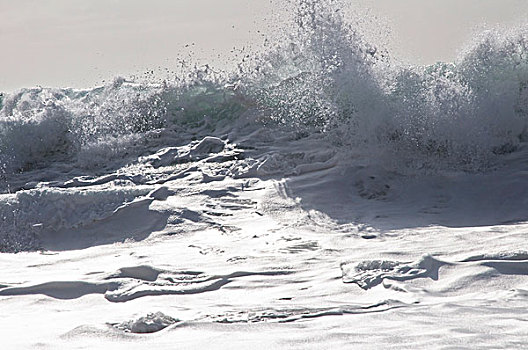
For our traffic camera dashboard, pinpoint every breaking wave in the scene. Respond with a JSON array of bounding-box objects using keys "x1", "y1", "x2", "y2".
[{"x1": 1, "y1": 0, "x2": 528, "y2": 177}]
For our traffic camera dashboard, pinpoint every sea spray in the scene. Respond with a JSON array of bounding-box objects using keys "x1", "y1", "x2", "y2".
[
  {"x1": 1, "y1": 0, "x2": 528, "y2": 252},
  {"x1": 0, "y1": 0, "x2": 527, "y2": 176}
]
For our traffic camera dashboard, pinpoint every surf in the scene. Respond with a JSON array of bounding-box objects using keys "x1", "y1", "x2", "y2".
[{"x1": 2, "y1": 2, "x2": 528, "y2": 180}]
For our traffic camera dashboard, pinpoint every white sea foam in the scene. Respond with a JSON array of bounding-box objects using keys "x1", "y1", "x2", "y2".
[
  {"x1": 1, "y1": 3, "x2": 528, "y2": 179},
  {"x1": 1, "y1": 3, "x2": 528, "y2": 348}
]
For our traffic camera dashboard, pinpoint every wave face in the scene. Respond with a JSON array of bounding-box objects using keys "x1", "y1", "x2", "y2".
[{"x1": 1, "y1": 1, "x2": 528, "y2": 179}]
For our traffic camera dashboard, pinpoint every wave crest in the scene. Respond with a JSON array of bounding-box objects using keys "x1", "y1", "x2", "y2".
[{"x1": 1, "y1": 0, "x2": 528, "y2": 176}]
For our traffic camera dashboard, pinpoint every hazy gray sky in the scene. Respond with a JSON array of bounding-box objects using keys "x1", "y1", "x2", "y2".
[{"x1": 1, "y1": 0, "x2": 528, "y2": 91}]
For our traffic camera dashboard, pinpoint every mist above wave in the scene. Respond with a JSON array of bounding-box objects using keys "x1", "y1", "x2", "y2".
[{"x1": 1, "y1": 0, "x2": 528, "y2": 177}]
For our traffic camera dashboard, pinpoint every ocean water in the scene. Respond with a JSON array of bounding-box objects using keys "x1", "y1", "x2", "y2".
[
  {"x1": 3, "y1": 3, "x2": 528, "y2": 348},
  {"x1": 1, "y1": 1, "x2": 528, "y2": 251}
]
